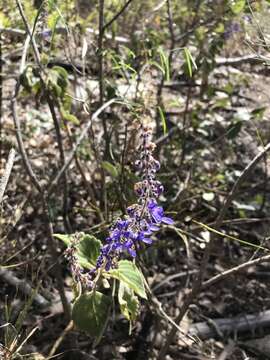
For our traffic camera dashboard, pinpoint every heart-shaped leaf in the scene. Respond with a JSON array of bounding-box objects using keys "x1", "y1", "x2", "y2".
[
  {"x1": 72, "y1": 291, "x2": 110, "y2": 337},
  {"x1": 54, "y1": 233, "x2": 101, "y2": 269},
  {"x1": 109, "y1": 260, "x2": 147, "y2": 299}
]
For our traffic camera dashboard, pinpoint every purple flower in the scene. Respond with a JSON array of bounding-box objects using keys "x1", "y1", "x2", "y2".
[
  {"x1": 148, "y1": 199, "x2": 174, "y2": 225},
  {"x1": 135, "y1": 231, "x2": 152, "y2": 244},
  {"x1": 124, "y1": 240, "x2": 137, "y2": 257}
]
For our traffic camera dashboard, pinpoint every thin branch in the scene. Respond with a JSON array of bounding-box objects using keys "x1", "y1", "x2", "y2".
[
  {"x1": 16, "y1": 0, "x2": 42, "y2": 69},
  {"x1": 12, "y1": 91, "x2": 70, "y2": 318},
  {"x1": 202, "y1": 253, "x2": 270, "y2": 290},
  {"x1": 166, "y1": 0, "x2": 175, "y2": 66},
  {"x1": 102, "y1": 0, "x2": 134, "y2": 32},
  {"x1": 0, "y1": 149, "x2": 16, "y2": 204},
  {"x1": 98, "y1": 0, "x2": 105, "y2": 107},
  {"x1": 12, "y1": 96, "x2": 43, "y2": 194},
  {"x1": 48, "y1": 320, "x2": 73, "y2": 357},
  {"x1": 98, "y1": 0, "x2": 110, "y2": 166},
  {"x1": 0, "y1": 31, "x2": 2, "y2": 161},
  {"x1": 189, "y1": 309, "x2": 270, "y2": 340}
]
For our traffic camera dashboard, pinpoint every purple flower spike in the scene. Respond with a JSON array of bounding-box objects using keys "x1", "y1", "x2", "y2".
[{"x1": 83, "y1": 122, "x2": 174, "y2": 279}]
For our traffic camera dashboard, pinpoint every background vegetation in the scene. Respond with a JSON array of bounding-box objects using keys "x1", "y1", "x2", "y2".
[{"x1": 1, "y1": 0, "x2": 270, "y2": 359}]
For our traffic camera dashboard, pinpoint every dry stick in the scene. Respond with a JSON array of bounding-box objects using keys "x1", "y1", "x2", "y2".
[
  {"x1": 202, "y1": 253, "x2": 270, "y2": 290},
  {"x1": 1, "y1": 26, "x2": 129, "y2": 45},
  {"x1": 48, "y1": 320, "x2": 74, "y2": 358},
  {"x1": 0, "y1": 149, "x2": 16, "y2": 204},
  {"x1": 0, "y1": 31, "x2": 2, "y2": 161},
  {"x1": 166, "y1": 0, "x2": 175, "y2": 68},
  {"x1": 102, "y1": 0, "x2": 134, "y2": 32},
  {"x1": 98, "y1": 0, "x2": 110, "y2": 222},
  {"x1": 16, "y1": 0, "x2": 71, "y2": 231},
  {"x1": 190, "y1": 310, "x2": 270, "y2": 340},
  {"x1": 179, "y1": 85, "x2": 192, "y2": 167},
  {"x1": 98, "y1": 0, "x2": 106, "y2": 124},
  {"x1": 155, "y1": 0, "x2": 175, "y2": 139},
  {"x1": 158, "y1": 142, "x2": 270, "y2": 359}
]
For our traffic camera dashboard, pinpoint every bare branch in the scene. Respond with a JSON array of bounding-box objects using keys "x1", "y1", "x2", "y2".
[
  {"x1": 103, "y1": 0, "x2": 134, "y2": 32},
  {"x1": 202, "y1": 253, "x2": 270, "y2": 290},
  {"x1": 0, "y1": 149, "x2": 16, "y2": 204}
]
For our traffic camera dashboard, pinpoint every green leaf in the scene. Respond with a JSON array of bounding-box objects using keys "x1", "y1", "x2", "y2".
[
  {"x1": 158, "y1": 106, "x2": 167, "y2": 135},
  {"x1": 231, "y1": 0, "x2": 245, "y2": 14},
  {"x1": 54, "y1": 233, "x2": 101, "y2": 269},
  {"x1": 48, "y1": 66, "x2": 69, "y2": 97},
  {"x1": 118, "y1": 282, "x2": 139, "y2": 321},
  {"x1": 20, "y1": 66, "x2": 35, "y2": 92},
  {"x1": 72, "y1": 291, "x2": 110, "y2": 337},
  {"x1": 226, "y1": 121, "x2": 242, "y2": 139},
  {"x1": 158, "y1": 47, "x2": 170, "y2": 81},
  {"x1": 61, "y1": 109, "x2": 80, "y2": 125},
  {"x1": 52, "y1": 65, "x2": 69, "y2": 83},
  {"x1": 102, "y1": 161, "x2": 119, "y2": 178},
  {"x1": 109, "y1": 260, "x2": 147, "y2": 299},
  {"x1": 183, "y1": 48, "x2": 197, "y2": 77},
  {"x1": 251, "y1": 107, "x2": 266, "y2": 119},
  {"x1": 53, "y1": 233, "x2": 71, "y2": 246},
  {"x1": 149, "y1": 60, "x2": 166, "y2": 75}
]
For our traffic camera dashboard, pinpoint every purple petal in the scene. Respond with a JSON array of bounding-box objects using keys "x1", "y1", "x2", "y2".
[
  {"x1": 141, "y1": 237, "x2": 153, "y2": 244},
  {"x1": 128, "y1": 247, "x2": 137, "y2": 257},
  {"x1": 152, "y1": 207, "x2": 164, "y2": 223},
  {"x1": 149, "y1": 224, "x2": 160, "y2": 231},
  {"x1": 143, "y1": 229, "x2": 153, "y2": 236},
  {"x1": 111, "y1": 229, "x2": 121, "y2": 240},
  {"x1": 147, "y1": 199, "x2": 157, "y2": 209},
  {"x1": 162, "y1": 216, "x2": 174, "y2": 225},
  {"x1": 105, "y1": 260, "x2": 112, "y2": 271}
]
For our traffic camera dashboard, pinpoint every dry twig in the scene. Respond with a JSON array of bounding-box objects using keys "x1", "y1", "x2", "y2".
[{"x1": 0, "y1": 149, "x2": 16, "y2": 204}]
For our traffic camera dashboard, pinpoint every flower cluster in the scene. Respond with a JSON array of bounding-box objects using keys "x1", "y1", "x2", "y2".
[
  {"x1": 94, "y1": 123, "x2": 173, "y2": 273},
  {"x1": 65, "y1": 122, "x2": 173, "y2": 287}
]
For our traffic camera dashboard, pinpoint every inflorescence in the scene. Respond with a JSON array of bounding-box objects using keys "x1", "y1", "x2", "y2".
[{"x1": 65, "y1": 122, "x2": 173, "y2": 287}]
